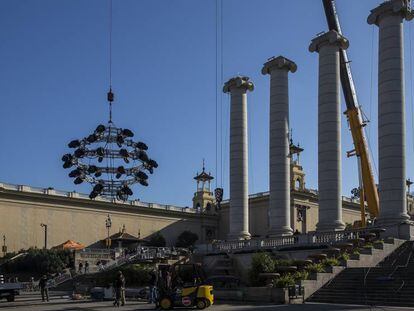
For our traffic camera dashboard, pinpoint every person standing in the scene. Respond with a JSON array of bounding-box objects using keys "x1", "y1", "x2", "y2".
[
  {"x1": 84, "y1": 261, "x2": 89, "y2": 274},
  {"x1": 148, "y1": 269, "x2": 158, "y2": 306},
  {"x1": 38, "y1": 275, "x2": 49, "y2": 302},
  {"x1": 78, "y1": 261, "x2": 83, "y2": 274},
  {"x1": 113, "y1": 271, "x2": 126, "y2": 307}
]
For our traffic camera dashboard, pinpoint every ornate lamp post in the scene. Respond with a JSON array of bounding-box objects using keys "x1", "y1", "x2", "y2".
[
  {"x1": 105, "y1": 214, "x2": 112, "y2": 248},
  {"x1": 40, "y1": 223, "x2": 48, "y2": 249}
]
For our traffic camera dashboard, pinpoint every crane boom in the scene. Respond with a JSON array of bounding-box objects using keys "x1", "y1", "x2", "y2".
[{"x1": 322, "y1": 0, "x2": 379, "y2": 222}]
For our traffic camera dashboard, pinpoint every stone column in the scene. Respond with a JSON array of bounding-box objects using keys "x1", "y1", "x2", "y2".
[
  {"x1": 223, "y1": 76, "x2": 254, "y2": 240},
  {"x1": 368, "y1": 0, "x2": 413, "y2": 226},
  {"x1": 309, "y1": 30, "x2": 348, "y2": 231},
  {"x1": 262, "y1": 56, "x2": 297, "y2": 237}
]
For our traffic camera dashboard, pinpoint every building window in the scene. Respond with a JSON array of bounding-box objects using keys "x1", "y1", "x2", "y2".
[
  {"x1": 297, "y1": 209, "x2": 304, "y2": 222},
  {"x1": 295, "y1": 179, "x2": 301, "y2": 190}
]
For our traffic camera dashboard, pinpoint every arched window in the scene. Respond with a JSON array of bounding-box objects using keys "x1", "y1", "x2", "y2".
[{"x1": 295, "y1": 178, "x2": 301, "y2": 190}]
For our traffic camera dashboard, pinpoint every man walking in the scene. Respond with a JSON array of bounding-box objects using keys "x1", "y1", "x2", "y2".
[{"x1": 38, "y1": 275, "x2": 49, "y2": 302}]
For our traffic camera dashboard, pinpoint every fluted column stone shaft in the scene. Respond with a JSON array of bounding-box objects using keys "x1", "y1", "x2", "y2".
[
  {"x1": 223, "y1": 76, "x2": 254, "y2": 240},
  {"x1": 368, "y1": 0, "x2": 413, "y2": 225},
  {"x1": 262, "y1": 56, "x2": 297, "y2": 236},
  {"x1": 309, "y1": 30, "x2": 348, "y2": 231}
]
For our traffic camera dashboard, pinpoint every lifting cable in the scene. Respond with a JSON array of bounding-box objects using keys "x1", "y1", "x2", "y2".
[
  {"x1": 220, "y1": 0, "x2": 225, "y2": 189},
  {"x1": 215, "y1": 0, "x2": 219, "y2": 189},
  {"x1": 215, "y1": 0, "x2": 225, "y2": 189}
]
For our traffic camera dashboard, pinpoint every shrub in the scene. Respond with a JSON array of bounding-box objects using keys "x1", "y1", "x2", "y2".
[
  {"x1": 352, "y1": 248, "x2": 360, "y2": 255},
  {"x1": 305, "y1": 263, "x2": 325, "y2": 273},
  {"x1": 293, "y1": 270, "x2": 309, "y2": 281},
  {"x1": 338, "y1": 253, "x2": 350, "y2": 261},
  {"x1": 175, "y1": 231, "x2": 199, "y2": 248},
  {"x1": 148, "y1": 232, "x2": 166, "y2": 247},
  {"x1": 363, "y1": 243, "x2": 373, "y2": 249},
  {"x1": 274, "y1": 274, "x2": 295, "y2": 288},
  {"x1": 274, "y1": 259, "x2": 294, "y2": 267},
  {"x1": 322, "y1": 258, "x2": 340, "y2": 267},
  {"x1": 249, "y1": 253, "x2": 275, "y2": 286}
]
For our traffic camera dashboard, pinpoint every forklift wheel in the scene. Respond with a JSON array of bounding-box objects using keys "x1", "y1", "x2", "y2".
[
  {"x1": 196, "y1": 298, "x2": 208, "y2": 309},
  {"x1": 159, "y1": 297, "x2": 172, "y2": 310}
]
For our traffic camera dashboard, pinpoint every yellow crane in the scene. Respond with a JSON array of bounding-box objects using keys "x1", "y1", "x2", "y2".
[{"x1": 322, "y1": 0, "x2": 379, "y2": 227}]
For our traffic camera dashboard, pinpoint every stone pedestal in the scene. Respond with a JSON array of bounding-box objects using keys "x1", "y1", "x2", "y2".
[
  {"x1": 223, "y1": 76, "x2": 254, "y2": 240},
  {"x1": 309, "y1": 30, "x2": 348, "y2": 232},
  {"x1": 368, "y1": 0, "x2": 413, "y2": 227},
  {"x1": 262, "y1": 56, "x2": 297, "y2": 237}
]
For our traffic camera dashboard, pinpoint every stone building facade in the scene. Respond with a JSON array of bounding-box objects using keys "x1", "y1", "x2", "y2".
[{"x1": 1, "y1": 157, "x2": 413, "y2": 254}]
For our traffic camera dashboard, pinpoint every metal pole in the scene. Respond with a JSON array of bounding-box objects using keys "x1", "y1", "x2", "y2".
[
  {"x1": 2, "y1": 235, "x2": 6, "y2": 257},
  {"x1": 44, "y1": 225, "x2": 47, "y2": 249}
]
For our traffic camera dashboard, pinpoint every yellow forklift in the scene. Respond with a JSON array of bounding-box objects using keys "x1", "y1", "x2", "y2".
[{"x1": 157, "y1": 263, "x2": 214, "y2": 310}]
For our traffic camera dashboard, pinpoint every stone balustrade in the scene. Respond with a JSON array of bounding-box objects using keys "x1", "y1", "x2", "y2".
[{"x1": 208, "y1": 227, "x2": 384, "y2": 253}]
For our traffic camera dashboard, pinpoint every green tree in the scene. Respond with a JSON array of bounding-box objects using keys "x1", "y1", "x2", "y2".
[
  {"x1": 148, "y1": 232, "x2": 166, "y2": 247},
  {"x1": 175, "y1": 231, "x2": 199, "y2": 248},
  {"x1": 249, "y1": 252, "x2": 275, "y2": 286},
  {"x1": 2, "y1": 248, "x2": 73, "y2": 275}
]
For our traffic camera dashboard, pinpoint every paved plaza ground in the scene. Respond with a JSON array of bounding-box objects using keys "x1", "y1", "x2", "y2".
[{"x1": 0, "y1": 294, "x2": 412, "y2": 311}]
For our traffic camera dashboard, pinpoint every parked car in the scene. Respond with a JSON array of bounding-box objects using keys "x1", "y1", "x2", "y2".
[{"x1": 0, "y1": 276, "x2": 22, "y2": 302}]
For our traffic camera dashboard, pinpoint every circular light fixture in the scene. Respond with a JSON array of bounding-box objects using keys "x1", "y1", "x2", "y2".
[{"x1": 62, "y1": 122, "x2": 158, "y2": 201}]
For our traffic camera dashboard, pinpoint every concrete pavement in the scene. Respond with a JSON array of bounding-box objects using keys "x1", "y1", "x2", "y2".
[{"x1": 1, "y1": 296, "x2": 413, "y2": 311}]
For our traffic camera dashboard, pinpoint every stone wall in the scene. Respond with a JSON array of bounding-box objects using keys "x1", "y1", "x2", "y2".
[
  {"x1": 219, "y1": 190, "x2": 362, "y2": 239},
  {"x1": 0, "y1": 184, "x2": 218, "y2": 254}
]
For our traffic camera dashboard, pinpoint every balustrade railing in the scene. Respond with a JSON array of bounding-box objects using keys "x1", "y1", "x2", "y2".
[{"x1": 210, "y1": 227, "x2": 384, "y2": 253}]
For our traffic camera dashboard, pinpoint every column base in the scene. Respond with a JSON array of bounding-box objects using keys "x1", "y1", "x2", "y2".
[
  {"x1": 316, "y1": 220, "x2": 345, "y2": 232},
  {"x1": 267, "y1": 226, "x2": 293, "y2": 237},
  {"x1": 227, "y1": 231, "x2": 251, "y2": 241},
  {"x1": 376, "y1": 213, "x2": 411, "y2": 228},
  {"x1": 375, "y1": 219, "x2": 414, "y2": 240}
]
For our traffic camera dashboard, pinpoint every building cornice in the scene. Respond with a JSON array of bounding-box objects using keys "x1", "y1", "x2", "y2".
[{"x1": 0, "y1": 183, "x2": 217, "y2": 221}]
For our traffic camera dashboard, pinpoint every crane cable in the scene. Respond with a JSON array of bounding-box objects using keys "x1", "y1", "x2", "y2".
[
  {"x1": 215, "y1": 0, "x2": 218, "y2": 189},
  {"x1": 409, "y1": 22, "x2": 414, "y2": 157},
  {"x1": 218, "y1": 0, "x2": 225, "y2": 189},
  {"x1": 215, "y1": 0, "x2": 225, "y2": 188}
]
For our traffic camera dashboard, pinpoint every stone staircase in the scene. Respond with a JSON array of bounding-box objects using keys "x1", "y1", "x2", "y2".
[
  {"x1": 210, "y1": 254, "x2": 236, "y2": 277},
  {"x1": 308, "y1": 240, "x2": 414, "y2": 307}
]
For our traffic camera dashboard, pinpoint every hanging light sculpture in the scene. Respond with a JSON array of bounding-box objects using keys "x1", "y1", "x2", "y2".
[
  {"x1": 61, "y1": 0, "x2": 157, "y2": 201},
  {"x1": 61, "y1": 110, "x2": 158, "y2": 200}
]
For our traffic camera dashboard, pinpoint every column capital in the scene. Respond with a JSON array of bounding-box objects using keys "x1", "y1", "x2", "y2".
[
  {"x1": 223, "y1": 76, "x2": 254, "y2": 93},
  {"x1": 309, "y1": 30, "x2": 349, "y2": 53},
  {"x1": 367, "y1": 0, "x2": 414, "y2": 26},
  {"x1": 261, "y1": 56, "x2": 297, "y2": 75}
]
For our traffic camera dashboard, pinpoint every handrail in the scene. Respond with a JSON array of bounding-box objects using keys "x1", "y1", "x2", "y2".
[{"x1": 389, "y1": 242, "x2": 413, "y2": 278}]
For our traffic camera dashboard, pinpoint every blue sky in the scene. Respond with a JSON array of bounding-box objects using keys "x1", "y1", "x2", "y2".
[{"x1": 0, "y1": 0, "x2": 413, "y2": 207}]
